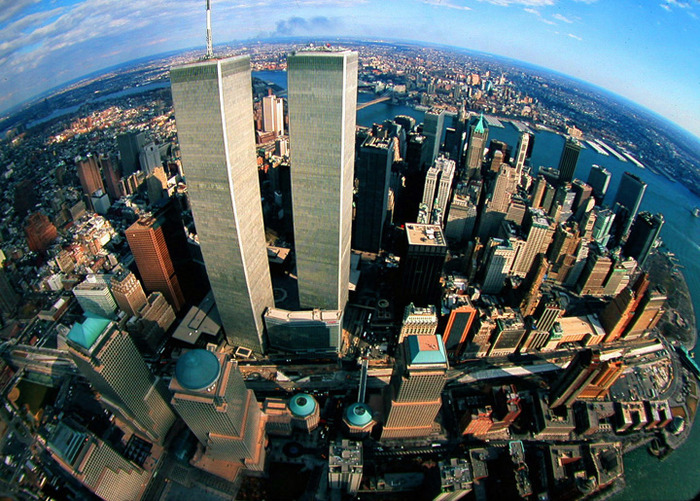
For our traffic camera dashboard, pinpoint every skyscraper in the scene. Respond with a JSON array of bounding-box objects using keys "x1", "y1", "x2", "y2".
[
  {"x1": 73, "y1": 275, "x2": 117, "y2": 318},
  {"x1": 557, "y1": 138, "x2": 582, "y2": 184},
  {"x1": 549, "y1": 349, "x2": 622, "y2": 407},
  {"x1": 170, "y1": 350, "x2": 266, "y2": 474},
  {"x1": 514, "y1": 131, "x2": 530, "y2": 172},
  {"x1": 442, "y1": 301, "x2": 478, "y2": 353},
  {"x1": 262, "y1": 93, "x2": 285, "y2": 136},
  {"x1": 511, "y1": 208, "x2": 555, "y2": 277},
  {"x1": 126, "y1": 215, "x2": 185, "y2": 312},
  {"x1": 110, "y1": 269, "x2": 147, "y2": 317},
  {"x1": 587, "y1": 164, "x2": 611, "y2": 202},
  {"x1": 116, "y1": 131, "x2": 145, "y2": 176},
  {"x1": 287, "y1": 49, "x2": 358, "y2": 310},
  {"x1": 421, "y1": 108, "x2": 445, "y2": 169},
  {"x1": 170, "y1": 55, "x2": 274, "y2": 351},
  {"x1": 382, "y1": 335, "x2": 448, "y2": 439},
  {"x1": 76, "y1": 155, "x2": 105, "y2": 201},
  {"x1": 612, "y1": 172, "x2": 647, "y2": 242},
  {"x1": 401, "y1": 223, "x2": 447, "y2": 306},
  {"x1": 623, "y1": 212, "x2": 664, "y2": 267},
  {"x1": 353, "y1": 134, "x2": 394, "y2": 253},
  {"x1": 67, "y1": 315, "x2": 176, "y2": 443},
  {"x1": 465, "y1": 114, "x2": 488, "y2": 179}
]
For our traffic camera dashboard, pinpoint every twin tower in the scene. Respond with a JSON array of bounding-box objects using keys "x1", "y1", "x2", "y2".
[{"x1": 170, "y1": 50, "x2": 358, "y2": 352}]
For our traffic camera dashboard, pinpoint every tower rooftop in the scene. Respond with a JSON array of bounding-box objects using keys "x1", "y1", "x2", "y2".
[
  {"x1": 289, "y1": 393, "x2": 317, "y2": 418},
  {"x1": 345, "y1": 402, "x2": 373, "y2": 427},
  {"x1": 406, "y1": 334, "x2": 447, "y2": 365},
  {"x1": 175, "y1": 349, "x2": 221, "y2": 391},
  {"x1": 67, "y1": 313, "x2": 111, "y2": 350}
]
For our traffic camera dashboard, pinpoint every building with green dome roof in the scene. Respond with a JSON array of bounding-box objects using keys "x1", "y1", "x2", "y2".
[
  {"x1": 290, "y1": 393, "x2": 320, "y2": 432},
  {"x1": 343, "y1": 402, "x2": 375, "y2": 437}
]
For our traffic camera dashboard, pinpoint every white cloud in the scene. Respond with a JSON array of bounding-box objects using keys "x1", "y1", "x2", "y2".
[
  {"x1": 552, "y1": 13, "x2": 573, "y2": 23},
  {"x1": 421, "y1": 0, "x2": 472, "y2": 10},
  {"x1": 567, "y1": 33, "x2": 582, "y2": 40},
  {"x1": 661, "y1": 3, "x2": 672, "y2": 10},
  {"x1": 480, "y1": 0, "x2": 555, "y2": 6}
]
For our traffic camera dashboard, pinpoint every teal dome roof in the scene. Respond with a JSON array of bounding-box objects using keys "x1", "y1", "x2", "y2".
[
  {"x1": 67, "y1": 313, "x2": 111, "y2": 350},
  {"x1": 175, "y1": 349, "x2": 221, "y2": 391},
  {"x1": 289, "y1": 393, "x2": 317, "y2": 418},
  {"x1": 345, "y1": 403, "x2": 373, "y2": 427}
]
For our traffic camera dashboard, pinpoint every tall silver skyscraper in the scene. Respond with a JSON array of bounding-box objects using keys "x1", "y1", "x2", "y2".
[
  {"x1": 170, "y1": 56, "x2": 274, "y2": 352},
  {"x1": 288, "y1": 49, "x2": 358, "y2": 310}
]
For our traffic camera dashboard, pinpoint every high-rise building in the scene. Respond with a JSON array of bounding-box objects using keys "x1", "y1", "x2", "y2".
[
  {"x1": 576, "y1": 244, "x2": 614, "y2": 296},
  {"x1": 138, "y1": 142, "x2": 161, "y2": 175},
  {"x1": 442, "y1": 300, "x2": 477, "y2": 353},
  {"x1": 126, "y1": 215, "x2": 185, "y2": 312},
  {"x1": 465, "y1": 114, "x2": 488, "y2": 178},
  {"x1": 67, "y1": 315, "x2": 176, "y2": 443},
  {"x1": 622, "y1": 286, "x2": 666, "y2": 340},
  {"x1": 445, "y1": 190, "x2": 477, "y2": 243},
  {"x1": 24, "y1": 212, "x2": 57, "y2": 252},
  {"x1": 170, "y1": 349, "x2": 266, "y2": 475},
  {"x1": 623, "y1": 212, "x2": 664, "y2": 267},
  {"x1": 557, "y1": 138, "x2": 582, "y2": 184},
  {"x1": 263, "y1": 308, "x2": 343, "y2": 353},
  {"x1": 0, "y1": 268, "x2": 19, "y2": 317},
  {"x1": 398, "y1": 303, "x2": 438, "y2": 343},
  {"x1": 587, "y1": 164, "x2": 611, "y2": 202},
  {"x1": 262, "y1": 93, "x2": 284, "y2": 136},
  {"x1": 76, "y1": 155, "x2": 105, "y2": 202},
  {"x1": 73, "y1": 275, "x2": 117, "y2": 318},
  {"x1": 421, "y1": 108, "x2": 445, "y2": 169},
  {"x1": 288, "y1": 49, "x2": 358, "y2": 310},
  {"x1": 591, "y1": 208, "x2": 616, "y2": 247},
  {"x1": 517, "y1": 254, "x2": 549, "y2": 317},
  {"x1": 547, "y1": 223, "x2": 581, "y2": 284},
  {"x1": 487, "y1": 315, "x2": 527, "y2": 357},
  {"x1": 570, "y1": 179, "x2": 593, "y2": 216},
  {"x1": 47, "y1": 419, "x2": 151, "y2": 501},
  {"x1": 612, "y1": 172, "x2": 647, "y2": 242},
  {"x1": 99, "y1": 154, "x2": 123, "y2": 201},
  {"x1": 549, "y1": 349, "x2": 622, "y2": 408},
  {"x1": 401, "y1": 223, "x2": 447, "y2": 306},
  {"x1": 117, "y1": 131, "x2": 146, "y2": 176},
  {"x1": 328, "y1": 440, "x2": 363, "y2": 495},
  {"x1": 353, "y1": 135, "x2": 394, "y2": 253},
  {"x1": 511, "y1": 208, "x2": 555, "y2": 277},
  {"x1": 382, "y1": 335, "x2": 448, "y2": 439},
  {"x1": 170, "y1": 56, "x2": 274, "y2": 350},
  {"x1": 514, "y1": 131, "x2": 530, "y2": 172},
  {"x1": 530, "y1": 175, "x2": 547, "y2": 209},
  {"x1": 481, "y1": 238, "x2": 516, "y2": 294}
]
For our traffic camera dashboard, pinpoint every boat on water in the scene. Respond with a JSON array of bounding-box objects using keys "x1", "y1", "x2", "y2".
[{"x1": 692, "y1": 207, "x2": 700, "y2": 218}]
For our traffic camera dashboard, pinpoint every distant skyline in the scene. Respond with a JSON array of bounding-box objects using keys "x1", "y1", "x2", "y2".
[{"x1": 1, "y1": 0, "x2": 699, "y2": 139}]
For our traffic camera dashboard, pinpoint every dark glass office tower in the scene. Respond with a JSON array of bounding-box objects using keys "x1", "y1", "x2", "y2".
[
  {"x1": 557, "y1": 137, "x2": 582, "y2": 184},
  {"x1": 623, "y1": 212, "x2": 664, "y2": 267},
  {"x1": 587, "y1": 164, "x2": 611, "y2": 202},
  {"x1": 612, "y1": 171, "x2": 647, "y2": 243}
]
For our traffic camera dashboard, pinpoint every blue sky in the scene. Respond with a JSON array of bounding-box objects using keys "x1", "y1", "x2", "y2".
[{"x1": 1, "y1": 0, "x2": 699, "y2": 138}]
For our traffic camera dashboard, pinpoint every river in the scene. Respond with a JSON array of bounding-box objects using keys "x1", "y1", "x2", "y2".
[{"x1": 253, "y1": 69, "x2": 700, "y2": 501}]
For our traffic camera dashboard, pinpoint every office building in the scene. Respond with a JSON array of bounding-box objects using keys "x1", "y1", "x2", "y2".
[
  {"x1": 547, "y1": 223, "x2": 581, "y2": 284},
  {"x1": 445, "y1": 191, "x2": 477, "y2": 242},
  {"x1": 24, "y1": 212, "x2": 57, "y2": 252},
  {"x1": 511, "y1": 208, "x2": 555, "y2": 277},
  {"x1": 73, "y1": 275, "x2": 117, "y2": 318},
  {"x1": 328, "y1": 440, "x2": 363, "y2": 495},
  {"x1": 421, "y1": 108, "x2": 445, "y2": 169},
  {"x1": 287, "y1": 49, "x2": 358, "y2": 310},
  {"x1": 0, "y1": 268, "x2": 19, "y2": 317},
  {"x1": 591, "y1": 208, "x2": 616, "y2": 247},
  {"x1": 170, "y1": 56, "x2": 274, "y2": 350},
  {"x1": 557, "y1": 138, "x2": 582, "y2": 184},
  {"x1": 421, "y1": 155, "x2": 456, "y2": 222},
  {"x1": 90, "y1": 189, "x2": 110, "y2": 215},
  {"x1": 262, "y1": 93, "x2": 284, "y2": 136},
  {"x1": 67, "y1": 315, "x2": 176, "y2": 443},
  {"x1": 514, "y1": 131, "x2": 530, "y2": 172},
  {"x1": 623, "y1": 212, "x2": 664, "y2": 267},
  {"x1": 263, "y1": 307, "x2": 343, "y2": 353},
  {"x1": 398, "y1": 303, "x2": 438, "y2": 343},
  {"x1": 549, "y1": 349, "x2": 622, "y2": 408},
  {"x1": 487, "y1": 315, "x2": 527, "y2": 357},
  {"x1": 138, "y1": 142, "x2": 161, "y2": 175},
  {"x1": 570, "y1": 179, "x2": 593, "y2": 215},
  {"x1": 576, "y1": 245, "x2": 614, "y2": 296},
  {"x1": 117, "y1": 131, "x2": 146, "y2": 176},
  {"x1": 401, "y1": 223, "x2": 447, "y2": 306},
  {"x1": 76, "y1": 155, "x2": 105, "y2": 202},
  {"x1": 587, "y1": 164, "x2": 611, "y2": 202},
  {"x1": 481, "y1": 238, "x2": 516, "y2": 294},
  {"x1": 127, "y1": 292, "x2": 176, "y2": 353},
  {"x1": 170, "y1": 350, "x2": 266, "y2": 474},
  {"x1": 612, "y1": 172, "x2": 647, "y2": 241},
  {"x1": 517, "y1": 254, "x2": 549, "y2": 317},
  {"x1": 382, "y1": 335, "x2": 448, "y2": 439},
  {"x1": 47, "y1": 420, "x2": 151, "y2": 501},
  {"x1": 442, "y1": 301, "x2": 477, "y2": 353},
  {"x1": 99, "y1": 154, "x2": 123, "y2": 201},
  {"x1": 530, "y1": 175, "x2": 547, "y2": 209},
  {"x1": 126, "y1": 215, "x2": 185, "y2": 312},
  {"x1": 622, "y1": 286, "x2": 666, "y2": 340},
  {"x1": 353, "y1": 135, "x2": 394, "y2": 253},
  {"x1": 465, "y1": 114, "x2": 488, "y2": 178}
]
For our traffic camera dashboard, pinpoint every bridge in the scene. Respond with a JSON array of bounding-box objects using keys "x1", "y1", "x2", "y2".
[{"x1": 356, "y1": 95, "x2": 391, "y2": 110}]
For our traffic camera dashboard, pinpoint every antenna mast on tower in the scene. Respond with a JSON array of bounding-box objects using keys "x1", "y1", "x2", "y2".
[{"x1": 205, "y1": 0, "x2": 213, "y2": 59}]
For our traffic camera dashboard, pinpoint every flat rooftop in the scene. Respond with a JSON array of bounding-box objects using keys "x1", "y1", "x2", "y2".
[{"x1": 405, "y1": 223, "x2": 446, "y2": 247}]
